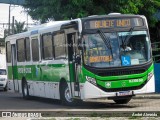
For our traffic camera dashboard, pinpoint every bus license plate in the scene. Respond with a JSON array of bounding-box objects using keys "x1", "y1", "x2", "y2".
[{"x1": 117, "y1": 91, "x2": 132, "y2": 96}]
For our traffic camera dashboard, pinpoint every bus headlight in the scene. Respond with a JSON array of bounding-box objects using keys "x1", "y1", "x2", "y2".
[
  {"x1": 148, "y1": 71, "x2": 153, "y2": 80},
  {"x1": 86, "y1": 76, "x2": 96, "y2": 85}
]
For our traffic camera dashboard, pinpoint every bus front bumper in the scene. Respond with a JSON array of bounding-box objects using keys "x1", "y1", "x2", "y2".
[{"x1": 80, "y1": 75, "x2": 155, "y2": 100}]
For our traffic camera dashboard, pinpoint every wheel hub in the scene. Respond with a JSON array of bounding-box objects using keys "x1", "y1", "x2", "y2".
[{"x1": 64, "y1": 87, "x2": 73, "y2": 103}]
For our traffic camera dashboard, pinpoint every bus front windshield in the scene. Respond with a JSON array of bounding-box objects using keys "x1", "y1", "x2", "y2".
[{"x1": 83, "y1": 30, "x2": 151, "y2": 68}]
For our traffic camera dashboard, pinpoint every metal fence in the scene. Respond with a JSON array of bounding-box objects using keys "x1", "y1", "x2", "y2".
[{"x1": 152, "y1": 42, "x2": 160, "y2": 93}]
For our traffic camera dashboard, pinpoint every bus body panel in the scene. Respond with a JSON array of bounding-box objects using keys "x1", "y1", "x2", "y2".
[{"x1": 5, "y1": 14, "x2": 155, "y2": 103}]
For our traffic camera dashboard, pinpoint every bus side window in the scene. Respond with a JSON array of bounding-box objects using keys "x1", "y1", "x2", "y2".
[
  {"x1": 17, "y1": 38, "x2": 25, "y2": 62},
  {"x1": 25, "y1": 37, "x2": 31, "y2": 61},
  {"x1": 6, "y1": 42, "x2": 11, "y2": 63},
  {"x1": 42, "y1": 33, "x2": 53, "y2": 60},
  {"x1": 32, "y1": 39, "x2": 39, "y2": 61},
  {"x1": 53, "y1": 32, "x2": 66, "y2": 59}
]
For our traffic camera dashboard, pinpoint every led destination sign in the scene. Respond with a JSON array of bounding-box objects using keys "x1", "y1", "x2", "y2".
[{"x1": 84, "y1": 18, "x2": 143, "y2": 29}]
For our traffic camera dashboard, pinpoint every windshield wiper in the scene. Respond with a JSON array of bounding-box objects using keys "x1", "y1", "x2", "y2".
[
  {"x1": 97, "y1": 30, "x2": 113, "y2": 64},
  {"x1": 97, "y1": 29, "x2": 112, "y2": 50},
  {"x1": 121, "y1": 27, "x2": 134, "y2": 50},
  {"x1": 124, "y1": 27, "x2": 134, "y2": 44}
]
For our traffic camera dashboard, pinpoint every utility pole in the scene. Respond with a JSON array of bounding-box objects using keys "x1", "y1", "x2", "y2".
[
  {"x1": 12, "y1": 16, "x2": 14, "y2": 34},
  {"x1": 8, "y1": 4, "x2": 11, "y2": 35}
]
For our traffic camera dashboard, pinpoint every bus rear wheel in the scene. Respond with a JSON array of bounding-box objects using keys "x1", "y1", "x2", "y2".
[
  {"x1": 22, "y1": 79, "x2": 30, "y2": 99},
  {"x1": 60, "y1": 82, "x2": 74, "y2": 106},
  {"x1": 113, "y1": 98, "x2": 131, "y2": 104}
]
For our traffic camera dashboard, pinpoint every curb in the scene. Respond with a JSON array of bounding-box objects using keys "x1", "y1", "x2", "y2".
[{"x1": 133, "y1": 94, "x2": 160, "y2": 99}]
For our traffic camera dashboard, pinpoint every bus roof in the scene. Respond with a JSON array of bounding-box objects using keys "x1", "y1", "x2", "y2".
[
  {"x1": 81, "y1": 14, "x2": 145, "y2": 21},
  {"x1": 5, "y1": 14, "x2": 146, "y2": 43},
  {"x1": 5, "y1": 20, "x2": 71, "y2": 43}
]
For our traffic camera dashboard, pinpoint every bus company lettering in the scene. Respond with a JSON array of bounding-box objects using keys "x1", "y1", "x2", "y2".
[
  {"x1": 18, "y1": 68, "x2": 32, "y2": 74},
  {"x1": 95, "y1": 19, "x2": 130, "y2": 28}
]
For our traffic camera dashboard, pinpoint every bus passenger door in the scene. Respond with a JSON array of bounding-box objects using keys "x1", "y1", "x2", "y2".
[
  {"x1": 31, "y1": 36, "x2": 45, "y2": 97},
  {"x1": 67, "y1": 32, "x2": 80, "y2": 98},
  {"x1": 11, "y1": 44, "x2": 19, "y2": 92}
]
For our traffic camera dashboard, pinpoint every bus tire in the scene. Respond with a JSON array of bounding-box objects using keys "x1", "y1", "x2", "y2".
[
  {"x1": 22, "y1": 79, "x2": 30, "y2": 100},
  {"x1": 113, "y1": 98, "x2": 131, "y2": 104},
  {"x1": 60, "y1": 82, "x2": 74, "y2": 106}
]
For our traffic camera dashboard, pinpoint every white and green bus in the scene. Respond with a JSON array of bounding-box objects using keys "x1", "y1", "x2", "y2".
[{"x1": 6, "y1": 14, "x2": 155, "y2": 105}]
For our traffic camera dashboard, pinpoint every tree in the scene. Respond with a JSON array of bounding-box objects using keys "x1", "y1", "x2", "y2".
[
  {"x1": 23, "y1": 0, "x2": 160, "y2": 26},
  {"x1": 13, "y1": 20, "x2": 27, "y2": 34}
]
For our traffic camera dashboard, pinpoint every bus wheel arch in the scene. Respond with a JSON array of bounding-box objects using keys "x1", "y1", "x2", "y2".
[
  {"x1": 21, "y1": 77, "x2": 30, "y2": 99},
  {"x1": 59, "y1": 78, "x2": 74, "y2": 105}
]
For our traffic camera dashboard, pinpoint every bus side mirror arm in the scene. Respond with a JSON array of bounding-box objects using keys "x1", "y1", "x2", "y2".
[
  {"x1": 75, "y1": 55, "x2": 81, "y2": 65},
  {"x1": 78, "y1": 38, "x2": 82, "y2": 50}
]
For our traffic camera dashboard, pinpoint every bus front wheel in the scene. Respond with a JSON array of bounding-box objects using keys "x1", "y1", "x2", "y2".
[
  {"x1": 4, "y1": 85, "x2": 7, "y2": 91},
  {"x1": 22, "y1": 79, "x2": 30, "y2": 100},
  {"x1": 60, "y1": 82, "x2": 74, "y2": 106},
  {"x1": 113, "y1": 98, "x2": 131, "y2": 104}
]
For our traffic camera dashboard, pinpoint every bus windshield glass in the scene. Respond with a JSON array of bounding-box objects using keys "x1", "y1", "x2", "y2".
[{"x1": 83, "y1": 30, "x2": 151, "y2": 68}]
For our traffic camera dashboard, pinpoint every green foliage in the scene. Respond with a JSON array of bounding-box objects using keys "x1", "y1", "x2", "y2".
[
  {"x1": 13, "y1": 20, "x2": 27, "y2": 34},
  {"x1": 23, "y1": 0, "x2": 160, "y2": 26}
]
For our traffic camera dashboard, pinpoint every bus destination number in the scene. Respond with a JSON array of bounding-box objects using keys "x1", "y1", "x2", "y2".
[{"x1": 129, "y1": 78, "x2": 143, "y2": 83}]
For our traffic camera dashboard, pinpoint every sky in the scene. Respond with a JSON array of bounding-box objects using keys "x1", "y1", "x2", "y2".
[{"x1": 0, "y1": 3, "x2": 36, "y2": 28}]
